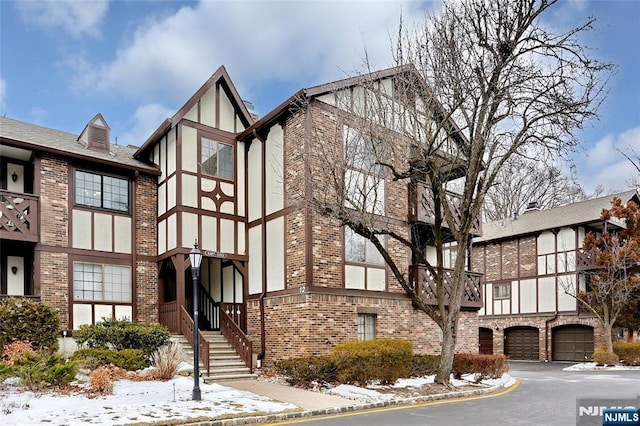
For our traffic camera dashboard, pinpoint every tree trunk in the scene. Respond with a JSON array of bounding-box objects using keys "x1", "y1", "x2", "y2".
[
  {"x1": 604, "y1": 323, "x2": 614, "y2": 353},
  {"x1": 435, "y1": 310, "x2": 458, "y2": 386}
]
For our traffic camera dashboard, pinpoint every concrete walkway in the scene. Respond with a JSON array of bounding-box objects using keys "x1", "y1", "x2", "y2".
[{"x1": 223, "y1": 379, "x2": 354, "y2": 411}]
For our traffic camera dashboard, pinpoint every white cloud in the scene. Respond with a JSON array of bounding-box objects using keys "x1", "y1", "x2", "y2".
[
  {"x1": 71, "y1": 1, "x2": 428, "y2": 108},
  {"x1": 16, "y1": 0, "x2": 109, "y2": 37},
  {"x1": 578, "y1": 126, "x2": 640, "y2": 192},
  {"x1": 120, "y1": 103, "x2": 175, "y2": 147}
]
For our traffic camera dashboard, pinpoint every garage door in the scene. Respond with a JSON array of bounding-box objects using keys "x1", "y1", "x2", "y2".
[
  {"x1": 553, "y1": 325, "x2": 594, "y2": 362},
  {"x1": 505, "y1": 327, "x2": 539, "y2": 360},
  {"x1": 479, "y1": 327, "x2": 493, "y2": 354}
]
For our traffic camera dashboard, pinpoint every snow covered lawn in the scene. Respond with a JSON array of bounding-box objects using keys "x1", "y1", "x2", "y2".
[{"x1": 0, "y1": 375, "x2": 297, "y2": 426}]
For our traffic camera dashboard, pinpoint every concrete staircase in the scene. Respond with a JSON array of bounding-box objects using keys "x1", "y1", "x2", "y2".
[{"x1": 171, "y1": 331, "x2": 256, "y2": 382}]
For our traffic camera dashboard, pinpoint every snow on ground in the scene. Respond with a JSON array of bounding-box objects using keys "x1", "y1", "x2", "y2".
[
  {"x1": 563, "y1": 362, "x2": 640, "y2": 371},
  {"x1": 327, "y1": 373, "x2": 514, "y2": 402},
  {"x1": 0, "y1": 375, "x2": 297, "y2": 426}
]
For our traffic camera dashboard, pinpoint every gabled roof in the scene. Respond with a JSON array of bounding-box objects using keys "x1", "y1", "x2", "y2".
[
  {"x1": 0, "y1": 116, "x2": 159, "y2": 174},
  {"x1": 474, "y1": 190, "x2": 640, "y2": 243},
  {"x1": 135, "y1": 66, "x2": 254, "y2": 157},
  {"x1": 237, "y1": 64, "x2": 469, "y2": 150}
]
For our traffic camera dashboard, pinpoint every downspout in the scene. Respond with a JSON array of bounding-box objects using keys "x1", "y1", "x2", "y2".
[{"x1": 545, "y1": 311, "x2": 558, "y2": 361}]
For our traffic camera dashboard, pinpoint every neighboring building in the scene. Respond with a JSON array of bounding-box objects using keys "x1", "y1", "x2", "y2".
[
  {"x1": 0, "y1": 114, "x2": 159, "y2": 332},
  {"x1": 1, "y1": 65, "x2": 482, "y2": 370},
  {"x1": 472, "y1": 190, "x2": 639, "y2": 362}
]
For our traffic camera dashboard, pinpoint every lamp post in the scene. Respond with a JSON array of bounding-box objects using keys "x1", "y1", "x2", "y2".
[{"x1": 189, "y1": 239, "x2": 203, "y2": 401}]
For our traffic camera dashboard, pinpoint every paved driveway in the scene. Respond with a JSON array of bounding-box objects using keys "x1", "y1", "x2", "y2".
[{"x1": 278, "y1": 361, "x2": 640, "y2": 426}]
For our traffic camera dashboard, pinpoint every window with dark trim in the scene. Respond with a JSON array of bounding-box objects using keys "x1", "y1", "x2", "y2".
[
  {"x1": 73, "y1": 262, "x2": 132, "y2": 302},
  {"x1": 493, "y1": 283, "x2": 510, "y2": 300},
  {"x1": 202, "y1": 138, "x2": 234, "y2": 180},
  {"x1": 75, "y1": 170, "x2": 129, "y2": 212},
  {"x1": 358, "y1": 313, "x2": 376, "y2": 340}
]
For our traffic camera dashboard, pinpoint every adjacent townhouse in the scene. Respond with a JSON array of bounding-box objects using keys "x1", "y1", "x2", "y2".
[
  {"x1": 472, "y1": 190, "x2": 639, "y2": 362},
  {"x1": 1, "y1": 65, "x2": 483, "y2": 372},
  {"x1": 0, "y1": 114, "x2": 159, "y2": 332}
]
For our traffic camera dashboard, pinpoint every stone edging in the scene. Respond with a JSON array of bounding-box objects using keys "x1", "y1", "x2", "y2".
[{"x1": 183, "y1": 381, "x2": 517, "y2": 425}]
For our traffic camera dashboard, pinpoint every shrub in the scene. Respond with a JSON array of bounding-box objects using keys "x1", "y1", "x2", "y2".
[
  {"x1": 73, "y1": 318, "x2": 170, "y2": 356},
  {"x1": 452, "y1": 353, "x2": 508, "y2": 383},
  {"x1": 331, "y1": 339, "x2": 413, "y2": 385},
  {"x1": 274, "y1": 356, "x2": 337, "y2": 388},
  {"x1": 71, "y1": 348, "x2": 149, "y2": 371},
  {"x1": 12, "y1": 352, "x2": 77, "y2": 390},
  {"x1": 593, "y1": 348, "x2": 620, "y2": 366},
  {"x1": 411, "y1": 354, "x2": 441, "y2": 377},
  {"x1": 151, "y1": 343, "x2": 184, "y2": 380},
  {"x1": 2, "y1": 341, "x2": 35, "y2": 365},
  {"x1": 0, "y1": 298, "x2": 60, "y2": 353},
  {"x1": 89, "y1": 366, "x2": 116, "y2": 395},
  {"x1": 613, "y1": 342, "x2": 640, "y2": 366}
]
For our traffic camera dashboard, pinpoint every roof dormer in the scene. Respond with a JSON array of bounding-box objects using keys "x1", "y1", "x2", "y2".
[{"x1": 78, "y1": 113, "x2": 110, "y2": 153}]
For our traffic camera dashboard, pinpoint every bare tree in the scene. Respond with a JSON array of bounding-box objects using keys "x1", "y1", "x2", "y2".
[
  {"x1": 619, "y1": 147, "x2": 640, "y2": 188},
  {"x1": 303, "y1": 0, "x2": 611, "y2": 386},
  {"x1": 484, "y1": 156, "x2": 588, "y2": 221}
]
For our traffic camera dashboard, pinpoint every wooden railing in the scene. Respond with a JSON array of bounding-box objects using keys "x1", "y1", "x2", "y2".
[
  {"x1": 576, "y1": 250, "x2": 598, "y2": 271},
  {"x1": 159, "y1": 301, "x2": 179, "y2": 333},
  {"x1": 220, "y1": 309, "x2": 253, "y2": 372},
  {"x1": 410, "y1": 264, "x2": 482, "y2": 309},
  {"x1": 0, "y1": 191, "x2": 39, "y2": 242},
  {"x1": 221, "y1": 302, "x2": 247, "y2": 332},
  {"x1": 198, "y1": 286, "x2": 220, "y2": 330},
  {"x1": 180, "y1": 305, "x2": 210, "y2": 375},
  {"x1": 408, "y1": 182, "x2": 481, "y2": 237}
]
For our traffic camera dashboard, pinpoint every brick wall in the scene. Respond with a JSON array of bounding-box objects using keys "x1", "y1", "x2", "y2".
[
  {"x1": 248, "y1": 292, "x2": 479, "y2": 366},
  {"x1": 40, "y1": 251, "x2": 70, "y2": 329},
  {"x1": 40, "y1": 155, "x2": 68, "y2": 246},
  {"x1": 134, "y1": 174, "x2": 159, "y2": 323}
]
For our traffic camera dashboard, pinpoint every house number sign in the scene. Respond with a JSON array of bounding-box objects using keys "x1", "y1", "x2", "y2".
[{"x1": 204, "y1": 250, "x2": 226, "y2": 259}]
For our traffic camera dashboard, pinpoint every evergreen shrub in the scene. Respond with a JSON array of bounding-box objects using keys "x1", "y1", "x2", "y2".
[{"x1": 0, "y1": 298, "x2": 60, "y2": 353}]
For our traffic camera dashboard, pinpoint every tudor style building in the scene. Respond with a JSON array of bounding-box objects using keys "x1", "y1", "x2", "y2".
[
  {"x1": 0, "y1": 114, "x2": 159, "y2": 331},
  {"x1": 472, "y1": 190, "x2": 639, "y2": 362},
  {"x1": 1, "y1": 65, "x2": 483, "y2": 371}
]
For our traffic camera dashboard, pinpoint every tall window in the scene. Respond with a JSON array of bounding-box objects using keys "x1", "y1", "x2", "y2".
[
  {"x1": 73, "y1": 263, "x2": 131, "y2": 302},
  {"x1": 358, "y1": 314, "x2": 376, "y2": 340},
  {"x1": 75, "y1": 170, "x2": 129, "y2": 212},
  {"x1": 493, "y1": 283, "x2": 510, "y2": 300},
  {"x1": 202, "y1": 138, "x2": 234, "y2": 180},
  {"x1": 345, "y1": 227, "x2": 384, "y2": 264},
  {"x1": 343, "y1": 126, "x2": 384, "y2": 215}
]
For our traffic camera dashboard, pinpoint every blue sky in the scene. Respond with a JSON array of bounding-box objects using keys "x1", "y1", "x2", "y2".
[{"x1": 1, "y1": 0, "x2": 638, "y2": 194}]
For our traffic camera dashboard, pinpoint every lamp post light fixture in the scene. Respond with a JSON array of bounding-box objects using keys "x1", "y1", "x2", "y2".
[{"x1": 189, "y1": 239, "x2": 203, "y2": 401}]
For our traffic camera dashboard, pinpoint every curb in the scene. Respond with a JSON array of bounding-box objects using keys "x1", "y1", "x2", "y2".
[{"x1": 182, "y1": 381, "x2": 518, "y2": 425}]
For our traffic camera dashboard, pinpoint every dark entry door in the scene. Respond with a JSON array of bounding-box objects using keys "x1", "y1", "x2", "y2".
[
  {"x1": 505, "y1": 327, "x2": 539, "y2": 360},
  {"x1": 553, "y1": 325, "x2": 594, "y2": 362},
  {"x1": 479, "y1": 327, "x2": 493, "y2": 354}
]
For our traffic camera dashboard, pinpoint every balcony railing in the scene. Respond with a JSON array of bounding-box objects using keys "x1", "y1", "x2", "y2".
[
  {"x1": 408, "y1": 182, "x2": 481, "y2": 237},
  {"x1": 576, "y1": 250, "x2": 598, "y2": 271},
  {"x1": 410, "y1": 264, "x2": 483, "y2": 309},
  {"x1": 0, "y1": 190, "x2": 39, "y2": 242}
]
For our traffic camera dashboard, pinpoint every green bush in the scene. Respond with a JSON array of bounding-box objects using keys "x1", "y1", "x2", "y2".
[
  {"x1": 0, "y1": 362, "x2": 16, "y2": 381},
  {"x1": 274, "y1": 356, "x2": 337, "y2": 388},
  {"x1": 411, "y1": 354, "x2": 441, "y2": 377},
  {"x1": 0, "y1": 298, "x2": 60, "y2": 353},
  {"x1": 613, "y1": 342, "x2": 640, "y2": 366},
  {"x1": 71, "y1": 348, "x2": 149, "y2": 371},
  {"x1": 593, "y1": 348, "x2": 620, "y2": 366},
  {"x1": 452, "y1": 353, "x2": 508, "y2": 382},
  {"x1": 13, "y1": 352, "x2": 77, "y2": 390},
  {"x1": 73, "y1": 318, "x2": 170, "y2": 356},
  {"x1": 331, "y1": 339, "x2": 413, "y2": 385}
]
